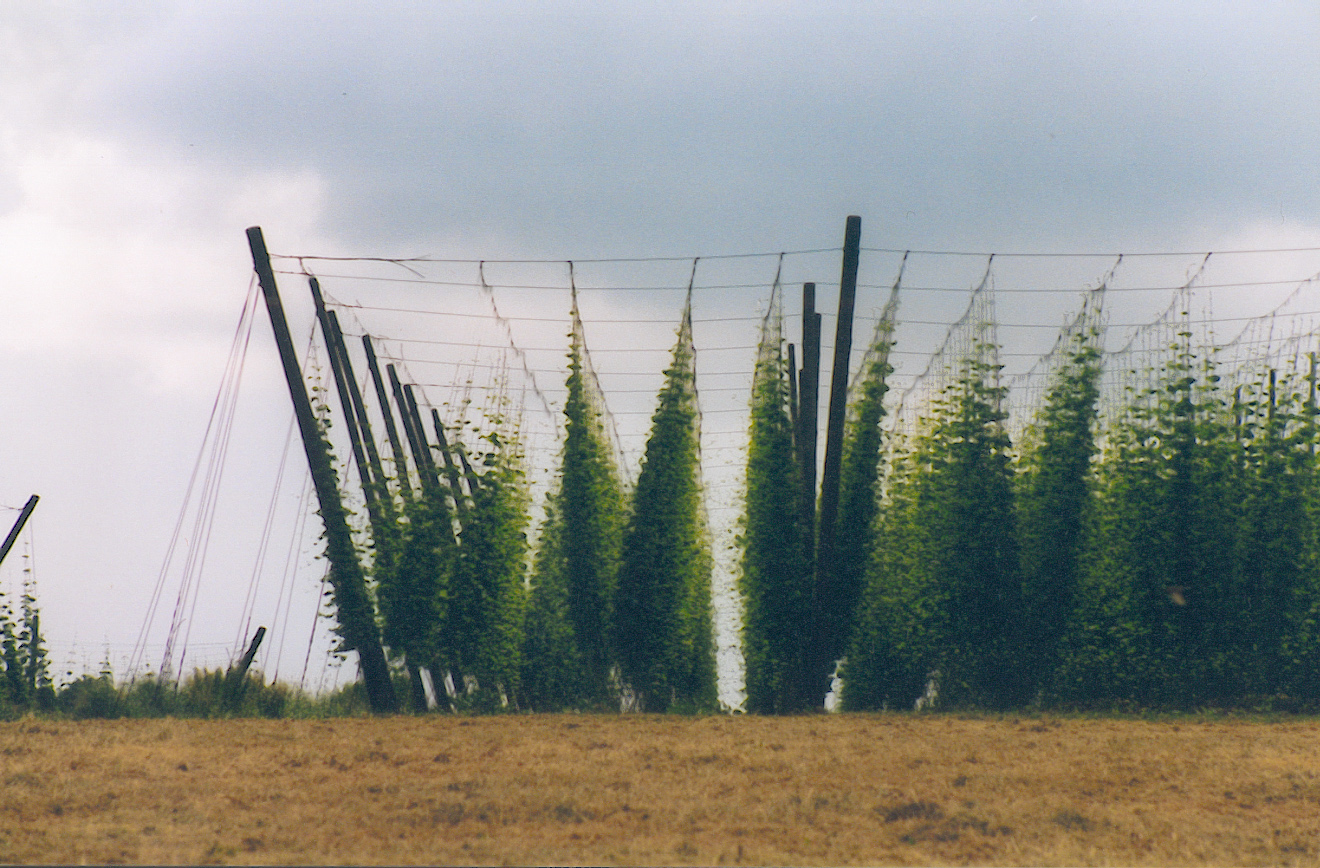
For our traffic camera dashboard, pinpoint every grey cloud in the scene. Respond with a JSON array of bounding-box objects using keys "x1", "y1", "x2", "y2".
[{"x1": 54, "y1": 2, "x2": 1320, "y2": 256}]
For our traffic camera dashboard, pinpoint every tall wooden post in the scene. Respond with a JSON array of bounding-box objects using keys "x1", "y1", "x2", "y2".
[
  {"x1": 246, "y1": 227, "x2": 398, "y2": 714},
  {"x1": 794, "y1": 282, "x2": 823, "y2": 709},
  {"x1": 809, "y1": 215, "x2": 862, "y2": 706},
  {"x1": 787, "y1": 343, "x2": 800, "y2": 437},
  {"x1": 798, "y1": 282, "x2": 822, "y2": 552}
]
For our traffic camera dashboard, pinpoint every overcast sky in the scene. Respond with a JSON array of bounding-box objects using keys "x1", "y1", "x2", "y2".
[{"x1": 2, "y1": 2, "x2": 1319, "y2": 702}]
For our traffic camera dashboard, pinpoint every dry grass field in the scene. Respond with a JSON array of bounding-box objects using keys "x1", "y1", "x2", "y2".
[{"x1": 0, "y1": 713, "x2": 1317, "y2": 866}]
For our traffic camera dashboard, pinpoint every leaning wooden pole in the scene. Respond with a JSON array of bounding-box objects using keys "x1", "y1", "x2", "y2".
[
  {"x1": 224, "y1": 625, "x2": 267, "y2": 708},
  {"x1": 246, "y1": 227, "x2": 398, "y2": 714},
  {"x1": 308, "y1": 278, "x2": 380, "y2": 514},
  {"x1": 430, "y1": 408, "x2": 472, "y2": 524},
  {"x1": 362, "y1": 336, "x2": 415, "y2": 502},
  {"x1": 809, "y1": 215, "x2": 862, "y2": 706},
  {"x1": 387, "y1": 365, "x2": 442, "y2": 496},
  {"x1": 0, "y1": 495, "x2": 38, "y2": 570},
  {"x1": 326, "y1": 310, "x2": 397, "y2": 525}
]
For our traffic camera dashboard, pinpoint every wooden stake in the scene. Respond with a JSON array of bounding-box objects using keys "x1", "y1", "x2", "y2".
[
  {"x1": 225, "y1": 625, "x2": 267, "y2": 708},
  {"x1": 431, "y1": 408, "x2": 472, "y2": 523}
]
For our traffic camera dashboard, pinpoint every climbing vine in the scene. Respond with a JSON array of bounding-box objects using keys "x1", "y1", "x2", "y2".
[
  {"x1": 614, "y1": 300, "x2": 718, "y2": 713},
  {"x1": 739, "y1": 285, "x2": 807, "y2": 714}
]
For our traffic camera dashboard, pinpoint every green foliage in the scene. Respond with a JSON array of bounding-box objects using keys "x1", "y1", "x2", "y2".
[
  {"x1": 383, "y1": 485, "x2": 455, "y2": 692},
  {"x1": 445, "y1": 428, "x2": 531, "y2": 707},
  {"x1": 1054, "y1": 340, "x2": 1250, "y2": 707},
  {"x1": 839, "y1": 445, "x2": 930, "y2": 710},
  {"x1": 57, "y1": 674, "x2": 124, "y2": 719},
  {"x1": 845, "y1": 349, "x2": 1024, "y2": 710},
  {"x1": 520, "y1": 496, "x2": 588, "y2": 710},
  {"x1": 1016, "y1": 327, "x2": 1103, "y2": 696},
  {"x1": 739, "y1": 321, "x2": 807, "y2": 713},
  {"x1": 827, "y1": 296, "x2": 898, "y2": 682},
  {"x1": 522, "y1": 331, "x2": 627, "y2": 710},
  {"x1": 1233, "y1": 364, "x2": 1320, "y2": 703},
  {"x1": 307, "y1": 382, "x2": 395, "y2": 713},
  {"x1": 614, "y1": 311, "x2": 718, "y2": 713},
  {"x1": 54, "y1": 670, "x2": 316, "y2": 720}
]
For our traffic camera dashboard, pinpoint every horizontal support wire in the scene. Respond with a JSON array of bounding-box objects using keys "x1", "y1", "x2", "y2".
[{"x1": 289, "y1": 267, "x2": 1320, "y2": 296}]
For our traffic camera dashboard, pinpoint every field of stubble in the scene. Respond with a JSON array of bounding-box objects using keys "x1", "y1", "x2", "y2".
[{"x1": 0, "y1": 713, "x2": 1317, "y2": 866}]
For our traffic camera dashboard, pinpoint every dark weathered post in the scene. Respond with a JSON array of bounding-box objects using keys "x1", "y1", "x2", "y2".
[
  {"x1": 787, "y1": 342, "x2": 800, "y2": 437},
  {"x1": 246, "y1": 227, "x2": 398, "y2": 713},
  {"x1": 308, "y1": 278, "x2": 379, "y2": 514},
  {"x1": 0, "y1": 495, "x2": 38, "y2": 570},
  {"x1": 402, "y1": 384, "x2": 443, "y2": 479},
  {"x1": 798, "y1": 282, "x2": 822, "y2": 548},
  {"x1": 431, "y1": 408, "x2": 472, "y2": 522},
  {"x1": 224, "y1": 625, "x2": 267, "y2": 708},
  {"x1": 387, "y1": 364, "x2": 439, "y2": 495},
  {"x1": 326, "y1": 309, "x2": 395, "y2": 519},
  {"x1": 362, "y1": 336, "x2": 415, "y2": 501},
  {"x1": 809, "y1": 215, "x2": 862, "y2": 706}
]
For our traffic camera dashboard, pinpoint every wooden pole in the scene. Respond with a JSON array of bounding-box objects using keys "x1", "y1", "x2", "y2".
[
  {"x1": 787, "y1": 342, "x2": 800, "y2": 440},
  {"x1": 796, "y1": 283, "x2": 823, "y2": 709},
  {"x1": 809, "y1": 215, "x2": 862, "y2": 707},
  {"x1": 798, "y1": 282, "x2": 822, "y2": 549},
  {"x1": 0, "y1": 495, "x2": 38, "y2": 570},
  {"x1": 362, "y1": 335, "x2": 415, "y2": 502},
  {"x1": 308, "y1": 278, "x2": 379, "y2": 513},
  {"x1": 431, "y1": 408, "x2": 472, "y2": 523},
  {"x1": 326, "y1": 309, "x2": 394, "y2": 519},
  {"x1": 387, "y1": 364, "x2": 441, "y2": 495},
  {"x1": 246, "y1": 227, "x2": 398, "y2": 714}
]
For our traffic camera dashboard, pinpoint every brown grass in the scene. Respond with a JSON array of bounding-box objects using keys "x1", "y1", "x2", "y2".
[{"x1": 0, "y1": 713, "x2": 1317, "y2": 865}]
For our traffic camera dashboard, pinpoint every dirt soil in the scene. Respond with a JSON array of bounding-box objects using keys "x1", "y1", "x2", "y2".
[{"x1": 0, "y1": 713, "x2": 1317, "y2": 865}]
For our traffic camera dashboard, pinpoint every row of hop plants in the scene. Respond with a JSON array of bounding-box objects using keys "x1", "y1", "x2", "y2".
[
  {"x1": 365, "y1": 270, "x2": 1320, "y2": 716},
  {"x1": 840, "y1": 292, "x2": 1320, "y2": 712},
  {"x1": 26, "y1": 283, "x2": 1320, "y2": 718},
  {"x1": 284, "y1": 269, "x2": 1320, "y2": 717},
  {"x1": 359, "y1": 292, "x2": 718, "y2": 714},
  {"x1": 521, "y1": 296, "x2": 718, "y2": 713}
]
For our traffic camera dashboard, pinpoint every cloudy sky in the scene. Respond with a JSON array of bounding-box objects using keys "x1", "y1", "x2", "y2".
[{"x1": 2, "y1": 2, "x2": 1319, "y2": 701}]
